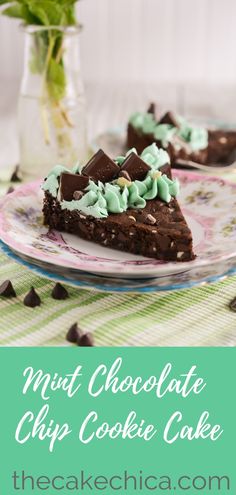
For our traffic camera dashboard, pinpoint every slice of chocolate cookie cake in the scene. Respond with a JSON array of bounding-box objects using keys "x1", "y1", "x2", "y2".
[
  {"x1": 42, "y1": 144, "x2": 195, "y2": 262},
  {"x1": 127, "y1": 104, "x2": 236, "y2": 167}
]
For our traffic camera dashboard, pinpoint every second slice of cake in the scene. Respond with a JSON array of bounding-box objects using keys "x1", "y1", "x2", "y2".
[
  {"x1": 127, "y1": 104, "x2": 236, "y2": 167},
  {"x1": 42, "y1": 144, "x2": 195, "y2": 262}
]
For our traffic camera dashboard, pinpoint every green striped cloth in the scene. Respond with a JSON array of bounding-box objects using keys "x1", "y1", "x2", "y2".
[{"x1": 0, "y1": 177, "x2": 236, "y2": 347}]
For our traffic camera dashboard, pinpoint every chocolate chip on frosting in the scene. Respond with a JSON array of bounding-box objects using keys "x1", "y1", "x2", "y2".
[
  {"x1": 147, "y1": 102, "x2": 156, "y2": 115},
  {"x1": 73, "y1": 190, "x2": 84, "y2": 201},
  {"x1": 118, "y1": 170, "x2": 132, "y2": 182},
  {"x1": 159, "y1": 111, "x2": 180, "y2": 128}
]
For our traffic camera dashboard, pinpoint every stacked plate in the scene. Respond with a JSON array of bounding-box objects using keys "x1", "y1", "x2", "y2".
[{"x1": 0, "y1": 166, "x2": 236, "y2": 292}]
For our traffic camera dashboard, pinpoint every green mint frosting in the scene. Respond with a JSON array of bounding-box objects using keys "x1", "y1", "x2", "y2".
[
  {"x1": 153, "y1": 124, "x2": 177, "y2": 147},
  {"x1": 42, "y1": 164, "x2": 69, "y2": 197},
  {"x1": 177, "y1": 116, "x2": 208, "y2": 151},
  {"x1": 129, "y1": 112, "x2": 208, "y2": 151},
  {"x1": 116, "y1": 143, "x2": 170, "y2": 170},
  {"x1": 60, "y1": 172, "x2": 179, "y2": 219},
  {"x1": 42, "y1": 144, "x2": 179, "y2": 219},
  {"x1": 129, "y1": 112, "x2": 156, "y2": 134}
]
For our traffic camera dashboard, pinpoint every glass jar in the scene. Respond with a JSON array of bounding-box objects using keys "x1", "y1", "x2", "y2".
[{"x1": 18, "y1": 25, "x2": 88, "y2": 179}]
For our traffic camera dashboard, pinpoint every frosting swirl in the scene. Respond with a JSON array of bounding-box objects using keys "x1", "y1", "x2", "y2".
[
  {"x1": 129, "y1": 111, "x2": 208, "y2": 151},
  {"x1": 60, "y1": 171, "x2": 179, "y2": 219},
  {"x1": 116, "y1": 143, "x2": 170, "y2": 171},
  {"x1": 42, "y1": 144, "x2": 179, "y2": 219},
  {"x1": 129, "y1": 112, "x2": 156, "y2": 134}
]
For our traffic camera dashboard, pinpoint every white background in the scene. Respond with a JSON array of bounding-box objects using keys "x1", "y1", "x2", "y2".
[
  {"x1": 1, "y1": 0, "x2": 236, "y2": 85},
  {"x1": 1, "y1": 0, "x2": 236, "y2": 168}
]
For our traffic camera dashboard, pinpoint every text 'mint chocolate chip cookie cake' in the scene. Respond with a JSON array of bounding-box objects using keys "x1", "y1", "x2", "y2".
[{"x1": 42, "y1": 144, "x2": 195, "y2": 262}]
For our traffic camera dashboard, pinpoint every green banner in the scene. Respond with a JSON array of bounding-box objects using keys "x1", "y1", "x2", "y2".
[{"x1": 0, "y1": 348, "x2": 235, "y2": 494}]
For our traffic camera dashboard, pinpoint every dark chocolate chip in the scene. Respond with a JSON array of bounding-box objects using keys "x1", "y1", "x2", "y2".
[
  {"x1": 120, "y1": 152, "x2": 150, "y2": 181},
  {"x1": 60, "y1": 172, "x2": 89, "y2": 201},
  {"x1": 159, "y1": 111, "x2": 180, "y2": 128},
  {"x1": 147, "y1": 103, "x2": 156, "y2": 115},
  {"x1": 73, "y1": 190, "x2": 83, "y2": 201},
  {"x1": 229, "y1": 297, "x2": 236, "y2": 312},
  {"x1": 52, "y1": 282, "x2": 69, "y2": 300},
  {"x1": 66, "y1": 323, "x2": 81, "y2": 343},
  {"x1": 118, "y1": 170, "x2": 132, "y2": 181},
  {"x1": 0, "y1": 280, "x2": 16, "y2": 298},
  {"x1": 160, "y1": 163, "x2": 172, "y2": 179},
  {"x1": 23, "y1": 287, "x2": 41, "y2": 307},
  {"x1": 82, "y1": 149, "x2": 120, "y2": 183},
  {"x1": 10, "y1": 165, "x2": 22, "y2": 183},
  {"x1": 78, "y1": 333, "x2": 94, "y2": 347},
  {"x1": 7, "y1": 186, "x2": 15, "y2": 194}
]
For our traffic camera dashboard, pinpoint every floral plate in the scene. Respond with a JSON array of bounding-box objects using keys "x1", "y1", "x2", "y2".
[
  {"x1": 0, "y1": 172, "x2": 236, "y2": 280},
  {"x1": 1, "y1": 239, "x2": 236, "y2": 293}
]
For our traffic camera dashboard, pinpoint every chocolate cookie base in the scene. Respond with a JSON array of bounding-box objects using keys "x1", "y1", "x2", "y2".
[
  {"x1": 127, "y1": 123, "x2": 236, "y2": 167},
  {"x1": 43, "y1": 192, "x2": 195, "y2": 262},
  {"x1": 207, "y1": 129, "x2": 236, "y2": 164}
]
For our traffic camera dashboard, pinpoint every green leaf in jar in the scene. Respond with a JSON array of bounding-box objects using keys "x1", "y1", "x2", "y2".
[
  {"x1": 47, "y1": 58, "x2": 66, "y2": 101},
  {"x1": 0, "y1": 0, "x2": 12, "y2": 5},
  {"x1": 1, "y1": 2, "x2": 23, "y2": 18},
  {"x1": 27, "y1": 0, "x2": 65, "y2": 26},
  {"x1": 21, "y1": 3, "x2": 40, "y2": 24},
  {"x1": 64, "y1": 5, "x2": 77, "y2": 25}
]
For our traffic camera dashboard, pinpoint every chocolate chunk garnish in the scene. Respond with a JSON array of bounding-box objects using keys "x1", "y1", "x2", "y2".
[
  {"x1": 120, "y1": 152, "x2": 150, "y2": 181},
  {"x1": 0, "y1": 280, "x2": 16, "y2": 298},
  {"x1": 23, "y1": 287, "x2": 41, "y2": 307},
  {"x1": 78, "y1": 332, "x2": 94, "y2": 347},
  {"x1": 60, "y1": 172, "x2": 89, "y2": 201},
  {"x1": 10, "y1": 165, "x2": 22, "y2": 182},
  {"x1": 66, "y1": 323, "x2": 81, "y2": 343},
  {"x1": 82, "y1": 149, "x2": 120, "y2": 183},
  {"x1": 73, "y1": 190, "x2": 83, "y2": 201},
  {"x1": 159, "y1": 111, "x2": 180, "y2": 128},
  {"x1": 160, "y1": 163, "x2": 172, "y2": 179},
  {"x1": 229, "y1": 297, "x2": 236, "y2": 312},
  {"x1": 7, "y1": 186, "x2": 15, "y2": 194},
  {"x1": 118, "y1": 170, "x2": 132, "y2": 181},
  {"x1": 52, "y1": 282, "x2": 69, "y2": 300},
  {"x1": 147, "y1": 103, "x2": 156, "y2": 115}
]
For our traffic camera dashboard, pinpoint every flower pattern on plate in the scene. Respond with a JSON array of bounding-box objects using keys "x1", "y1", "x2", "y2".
[{"x1": 0, "y1": 172, "x2": 236, "y2": 279}]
